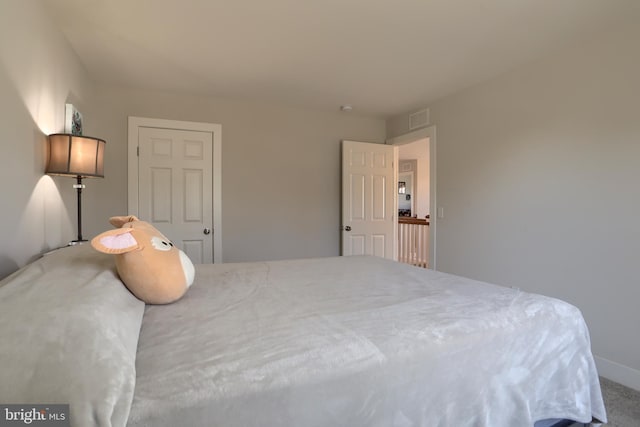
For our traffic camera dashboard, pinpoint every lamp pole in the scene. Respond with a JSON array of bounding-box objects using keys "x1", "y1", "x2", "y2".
[{"x1": 72, "y1": 176, "x2": 87, "y2": 244}]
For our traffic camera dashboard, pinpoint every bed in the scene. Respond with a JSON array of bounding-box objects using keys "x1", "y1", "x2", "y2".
[{"x1": 0, "y1": 244, "x2": 606, "y2": 426}]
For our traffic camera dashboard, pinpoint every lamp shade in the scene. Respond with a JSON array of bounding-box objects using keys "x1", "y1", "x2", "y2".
[{"x1": 46, "y1": 133, "x2": 105, "y2": 178}]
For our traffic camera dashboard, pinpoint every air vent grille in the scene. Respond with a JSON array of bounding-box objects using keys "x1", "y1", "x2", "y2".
[{"x1": 408, "y1": 109, "x2": 429, "y2": 131}]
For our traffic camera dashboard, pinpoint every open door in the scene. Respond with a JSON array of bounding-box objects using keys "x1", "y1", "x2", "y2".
[{"x1": 341, "y1": 140, "x2": 397, "y2": 259}]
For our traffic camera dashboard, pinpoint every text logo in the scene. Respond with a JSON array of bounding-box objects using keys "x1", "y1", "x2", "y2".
[{"x1": 0, "y1": 405, "x2": 69, "y2": 427}]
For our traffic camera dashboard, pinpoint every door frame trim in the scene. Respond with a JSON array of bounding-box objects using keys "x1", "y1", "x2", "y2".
[
  {"x1": 127, "y1": 116, "x2": 223, "y2": 263},
  {"x1": 386, "y1": 125, "x2": 436, "y2": 270}
]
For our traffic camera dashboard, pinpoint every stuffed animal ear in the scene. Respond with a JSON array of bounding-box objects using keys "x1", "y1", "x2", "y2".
[
  {"x1": 109, "y1": 215, "x2": 140, "y2": 228},
  {"x1": 91, "y1": 228, "x2": 141, "y2": 254}
]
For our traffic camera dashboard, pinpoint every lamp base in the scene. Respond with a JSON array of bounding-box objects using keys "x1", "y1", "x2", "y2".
[{"x1": 68, "y1": 239, "x2": 88, "y2": 246}]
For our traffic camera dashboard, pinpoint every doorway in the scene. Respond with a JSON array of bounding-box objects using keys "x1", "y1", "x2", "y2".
[
  {"x1": 397, "y1": 141, "x2": 429, "y2": 219},
  {"x1": 387, "y1": 125, "x2": 436, "y2": 269},
  {"x1": 127, "y1": 117, "x2": 222, "y2": 263}
]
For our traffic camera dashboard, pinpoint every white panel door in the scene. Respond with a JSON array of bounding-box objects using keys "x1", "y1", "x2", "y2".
[
  {"x1": 138, "y1": 127, "x2": 213, "y2": 263},
  {"x1": 342, "y1": 140, "x2": 396, "y2": 259}
]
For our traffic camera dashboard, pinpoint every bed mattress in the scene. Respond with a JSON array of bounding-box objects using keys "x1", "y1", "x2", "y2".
[{"x1": 126, "y1": 255, "x2": 606, "y2": 427}]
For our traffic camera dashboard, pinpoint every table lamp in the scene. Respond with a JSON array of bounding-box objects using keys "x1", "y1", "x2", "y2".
[{"x1": 46, "y1": 133, "x2": 106, "y2": 244}]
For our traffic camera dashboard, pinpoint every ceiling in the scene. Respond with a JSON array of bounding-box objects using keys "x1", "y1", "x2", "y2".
[{"x1": 41, "y1": 0, "x2": 640, "y2": 118}]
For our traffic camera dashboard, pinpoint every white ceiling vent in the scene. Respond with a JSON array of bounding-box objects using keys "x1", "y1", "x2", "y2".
[{"x1": 408, "y1": 109, "x2": 429, "y2": 131}]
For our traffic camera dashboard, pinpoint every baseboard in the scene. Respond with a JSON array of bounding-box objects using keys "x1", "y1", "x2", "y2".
[{"x1": 595, "y1": 355, "x2": 640, "y2": 392}]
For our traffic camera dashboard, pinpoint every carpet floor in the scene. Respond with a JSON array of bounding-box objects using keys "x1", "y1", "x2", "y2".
[{"x1": 600, "y1": 377, "x2": 640, "y2": 426}]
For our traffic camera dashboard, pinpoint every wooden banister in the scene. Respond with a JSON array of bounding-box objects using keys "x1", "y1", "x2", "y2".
[
  {"x1": 398, "y1": 219, "x2": 429, "y2": 268},
  {"x1": 398, "y1": 217, "x2": 429, "y2": 226}
]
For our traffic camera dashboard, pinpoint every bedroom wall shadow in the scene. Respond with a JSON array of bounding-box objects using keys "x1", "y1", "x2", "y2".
[
  {"x1": 0, "y1": 257, "x2": 18, "y2": 280},
  {"x1": 0, "y1": 1, "x2": 94, "y2": 277}
]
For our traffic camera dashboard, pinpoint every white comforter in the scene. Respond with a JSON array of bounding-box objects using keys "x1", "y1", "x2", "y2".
[
  {"x1": 127, "y1": 256, "x2": 606, "y2": 427},
  {"x1": 0, "y1": 245, "x2": 145, "y2": 427}
]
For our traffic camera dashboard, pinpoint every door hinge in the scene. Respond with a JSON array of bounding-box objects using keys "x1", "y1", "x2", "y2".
[{"x1": 137, "y1": 146, "x2": 140, "y2": 156}]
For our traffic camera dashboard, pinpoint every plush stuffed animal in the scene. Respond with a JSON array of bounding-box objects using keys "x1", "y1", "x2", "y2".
[{"x1": 91, "y1": 216, "x2": 195, "y2": 304}]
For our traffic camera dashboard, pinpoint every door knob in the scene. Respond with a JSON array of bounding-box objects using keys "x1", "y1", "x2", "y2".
[
  {"x1": 203, "y1": 228, "x2": 211, "y2": 235},
  {"x1": 344, "y1": 226, "x2": 352, "y2": 231}
]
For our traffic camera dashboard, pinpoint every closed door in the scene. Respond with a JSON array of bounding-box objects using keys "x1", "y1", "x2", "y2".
[
  {"x1": 137, "y1": 126, "x2": 213, "y2": 263},
  {"x1": 341, "y1": 140, "x2": 396, "y2": 259}
]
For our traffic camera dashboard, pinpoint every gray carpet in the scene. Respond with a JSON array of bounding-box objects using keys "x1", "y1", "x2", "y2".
[{"x1": 600, "y1": 377, "x2": 640, "y2": 426}]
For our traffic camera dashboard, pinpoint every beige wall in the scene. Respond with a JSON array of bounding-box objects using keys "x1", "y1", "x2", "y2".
[
  {"x1": 88, "y1": 86, "x2": 386, "y2": 263},
  {"x1": 0, "y1": 0, "x2": 95, "y2": 278},
  {"x1": 389, "y1": 23, "x2": 640, "y2": 388}
]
